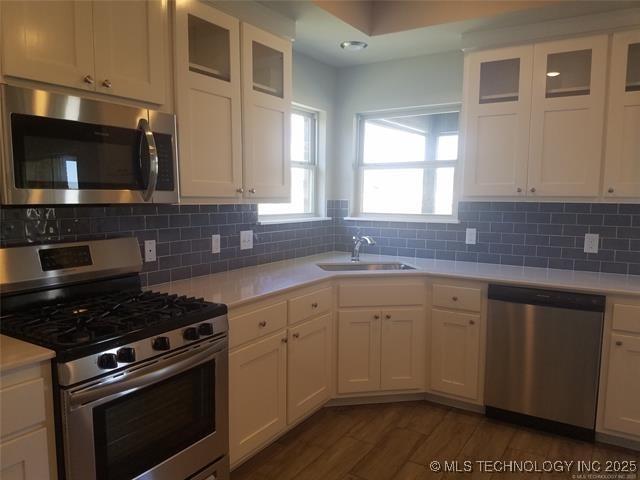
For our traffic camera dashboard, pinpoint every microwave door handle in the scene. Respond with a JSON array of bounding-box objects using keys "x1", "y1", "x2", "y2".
[
  {"x1": 138, "y1": 118, "x2": 158, "y2": 202},
  {"x1": 68, "y1": 339, "x2": 226, "y2": 408}
]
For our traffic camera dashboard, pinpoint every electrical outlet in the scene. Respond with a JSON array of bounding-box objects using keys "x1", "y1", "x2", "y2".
[
  {"x1": 465, "y1": 228, "x2": 477, "y2": 245},
  {"x1": 144, "y1": 240, "x2": 156, "y2": 262},
  {"x1": 240, "y1": 230, "x2": 253, "y2": 250},
  {"x1": 211, "y1": 234, "x2": 221, "y2": 254},
  {"x1": 584, "y1": 233, "x2": 599, "y2": 254}
]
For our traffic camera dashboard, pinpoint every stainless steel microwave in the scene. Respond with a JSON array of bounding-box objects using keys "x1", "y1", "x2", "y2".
[{"x1": 0, "y1": 85, "x2": 178, "y2": 205}]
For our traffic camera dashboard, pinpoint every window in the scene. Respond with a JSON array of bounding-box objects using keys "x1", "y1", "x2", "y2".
[
  {"x1": 356, "y1": 107, "x2": 460, "y2": 219},
  {"x1": 259, "y1": 108, "x2": 318, "y2": 218}
]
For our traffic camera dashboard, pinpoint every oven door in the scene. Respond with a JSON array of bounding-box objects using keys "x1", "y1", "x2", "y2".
[
  {"x1": 0, "y1": 84, "x2": 178, "y2": 205},
  {"x1": 61, "y1": 338, "x2": 228, "y2": 480}
]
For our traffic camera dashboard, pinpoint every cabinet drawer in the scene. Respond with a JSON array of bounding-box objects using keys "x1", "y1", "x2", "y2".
[
  {"x1": 230, "y1": 302, "x2": 287, "y2": 349},
  {"x1": 339, "y1": 282, "x2": 424, "y2": 307},
  {"x1": 0, "y1": 427, "x2": 49, "y2": 479},
  {"x1": 288, "y1": 287, "x2": 331, "y2": 325},
  {"x1": 432, "y1": 284, "x2": 482, "y2": 312},
  {"x1": 612, "y1": 304, "x2": 640, "y2": 334},
  {"x1": 0, "y1": 378, "x2": 46, "y2": 439}
]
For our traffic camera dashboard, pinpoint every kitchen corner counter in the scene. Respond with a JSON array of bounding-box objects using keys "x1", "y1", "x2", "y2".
[
  {"x1": 1, "y1": 335, "x2": 55, "y2": 373},
  {"x1": 152, "y1": 251, "x2": 640, "y2": 307}
]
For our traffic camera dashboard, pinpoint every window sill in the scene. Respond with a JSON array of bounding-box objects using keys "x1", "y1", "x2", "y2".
[
  {"x1": 257, "y1": 216, "x2": 331, "y2": 225},
  {"x1": 344, "y1": 216, "x2": 460, "y2": 224}
]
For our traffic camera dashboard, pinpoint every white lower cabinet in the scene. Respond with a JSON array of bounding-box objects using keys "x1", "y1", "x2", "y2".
[
  {"x1": 229, "y1": 331, "x2": 287, "y2": 464},
  {"x1": 429, "y1": 308, "x2": 481, "y2": 401},
  {"x1": 337, "y1": 310, "x2": 381, "y2": 394},
  {"x1": 380, "y1": 308, "x2": 425, "y2": 391},
  {"x1": 603, "y1": 329, "x2": 640, "y2": 438},
  {"x1": 287, "y1": 313, "x2": 332, "y2": 424}
]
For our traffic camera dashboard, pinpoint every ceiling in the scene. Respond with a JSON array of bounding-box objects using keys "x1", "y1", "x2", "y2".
[{"x1": 260, "y1": 1, "x2": 640, "y2": 67}]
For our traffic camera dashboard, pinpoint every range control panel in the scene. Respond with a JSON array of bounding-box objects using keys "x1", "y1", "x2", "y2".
[{"x1": 39, "y1": 245, "x2": 93, "y2": 271}]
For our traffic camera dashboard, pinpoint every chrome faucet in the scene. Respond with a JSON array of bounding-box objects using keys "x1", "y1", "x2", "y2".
[{"x1": 351, "y1": 232, "x2": 376, "y2": 262}]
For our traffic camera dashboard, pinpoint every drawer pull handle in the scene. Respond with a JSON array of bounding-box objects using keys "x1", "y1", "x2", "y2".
[
  {"x1": 83, "y1": 74, "x2": 94, "y2": 84},
  {"x1": 102, "y1": 79, "x2": 112, "y2": 88},
  {"x1": 452, "y1": 296, "x2": 458, "y2": 301},
  {"x1": 615, "y1": 341, "x2": 623, "y2": 346},
  {"x1": 292, "y1": 333, "x2": 300, "y2": 339},
  {"x1": 385, "y1": 314, "x2": 391, "y2": 319},
  {"x1": 311, "y1": 302, "x2": 318, "y2": 308},
  {"x1": 258, "y1": 320, "x2": 267, "y2": 327},
  {"x1": 374, "y1": 315, "x2": 380, "y2": 320},
  {"x1": 469, "y1": 320, "x2": 475, "y2": 325}
]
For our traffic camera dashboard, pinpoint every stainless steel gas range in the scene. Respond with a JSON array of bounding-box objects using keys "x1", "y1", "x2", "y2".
[{"x1": 0, "y1": 238, "x2": 229, "y2": 480}]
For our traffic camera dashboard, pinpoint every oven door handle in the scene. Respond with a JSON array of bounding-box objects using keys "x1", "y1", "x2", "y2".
[
  {"x1": 68, "y1": 340, "x2": 226, "y2": 408},
  {"x1": 139, "y1": 117, "x2": 158, "y2": 202}
]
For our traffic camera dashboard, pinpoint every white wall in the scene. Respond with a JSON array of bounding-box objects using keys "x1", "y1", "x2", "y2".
[{"x1": 330, "y1": 50, "x2": 464, "y2": 202}]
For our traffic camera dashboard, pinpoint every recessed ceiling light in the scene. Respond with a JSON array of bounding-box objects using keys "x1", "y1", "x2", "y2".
[
  {"x1": 340, "y1": 41, "x2": 368, "y2": 51},
  {"x1": 546, "y1": 71, "x2": 560, "y2": 77}
]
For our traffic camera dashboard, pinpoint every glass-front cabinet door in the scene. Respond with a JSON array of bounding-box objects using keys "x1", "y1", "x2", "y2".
[
  {"x1": 603, "y1": 30, "x2": 640, "y2": 198},
  {"x1": 175, "y1": 0, "x2": 243, "y2": 199},
  {"x1": 462, "y1": 45, "x2": 533, "y2": 196},
  {"x1": 527, "y1": 35, "x2": 608, "y2": 197},
  {"x1": 241, "y1": 23, "x2": 292, "y2": 200}
]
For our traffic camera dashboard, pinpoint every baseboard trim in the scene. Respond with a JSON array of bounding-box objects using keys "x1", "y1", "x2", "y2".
[
  {"x1": 326, "y1": 393, "x2": 425, "y2": 407},
  {"x1": 595, "y1": 432, "x2": 640, "y2": 452}
]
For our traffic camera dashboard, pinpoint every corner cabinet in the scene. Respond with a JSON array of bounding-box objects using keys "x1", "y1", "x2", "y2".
[
  {"x1": 603, "y1": 30, "x2": 640, "y2": 198},
  {"x1": 241, "y1": 23, "x2": 292, "y2": 201},
  {"x1": 1, "y1": 0, "x2": 165, "y2": 104}
]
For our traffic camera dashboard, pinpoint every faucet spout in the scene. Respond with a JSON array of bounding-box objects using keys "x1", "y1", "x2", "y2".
[{"x1": 351, "y1": 233, "x2": 376, "y2": 262}]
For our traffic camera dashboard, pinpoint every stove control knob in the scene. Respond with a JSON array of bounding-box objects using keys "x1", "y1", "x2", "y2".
[
  {"x1": 183, "y1": 327, "x2": 199, "y2": 341},
  {"x1": 152, "y1": 336, "x2": 171, "y2": 351},
  {"x1": 198, "y1": 323, "x2": 214, "y2": 336},
  {"x1": 117, "y1": 347, "x2": 136, "y2": 363},
  {"x1": 97, "y1": 353, "x2": 118, "y2": 369}
]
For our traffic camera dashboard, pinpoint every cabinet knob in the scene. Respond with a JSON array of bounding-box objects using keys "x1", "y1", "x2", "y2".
[
  {"x1": 516, "y1": 187, "x2": 523, "y2": 193},
  {"x1": 452, "y1": 296, "x2": 458, "y2": 301},
  {"x1": 530, "y1": 187, "x2": 536, "y2": 193},
  {"x1": 249, "y1": 188, "x2": 257, "y2": 194},
  {"x1": 83, "y1": 74, "x2": 94, "y2": 85},
  {"x1": 236, "y1": 187, "x2": 244, "y2": 193},
  {"x1": 311, "y1": 302, "x2": 318, "y2": 308},
  {"x1": 469, "y1": 320, "x2": 476, "y2": 325},
  {"x1": 102, "y1": 79, "x2": 112, "y2": 88},
  {"x1": 258, "y1": 320, "x2": 267, "y2": 327},
  {"x1": 608, "y1": 187, "x2": 614, "y2": 194},
  {"x1": 615, "y1": 340, "x2": 623, "y2": 346},
  {"x1": 374, "y1": 314, "x2": 380, "y2": 320},
  {"x1": 385, "y1": 314, "x2": 391, "y2": 319},
  {"x1": 292, "y1": 333, "x2": 300, "y2": 339},
  {"x1": 281, "y1": 337, "x2": 288, "y2": 343}
]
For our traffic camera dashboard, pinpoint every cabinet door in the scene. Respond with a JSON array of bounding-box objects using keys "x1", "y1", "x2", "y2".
[
  {"x1": 380, "y1": 308, "x2": 425, "y2": 391},
  {"x1": 92, "y1": 0, "x2": 165, "y2": 104},
  {"x1": 430, "y1": 308, "x2": 480, "y2": 400},
  {"x1": 528, "y1": 35, "x2": 608, "y2": 196},
  {"x1": 603, "y1": 333, "x2": 640, "y2": 437},
  {"x1": 241, "y1": 23, "x2": 292, "y2": 200},
  {"x1": 462, "y1": 46, "x2": 533, "y2": 197},
  {"x1": 229, "y1": 331, "x2": 287, "y2": 464},
  {"x1": 603, "y1": 30, "x2": 640, "y2": 199},
  {"x1": 175, "y1": 1, "x2": 243, "y2": 199},
  {"x1": 0, "y1": 428, "x2": 50, "y2": 480},
  {"x1": 337, "y1": 310, "x2": 381, "y2": 394},
  {"x1": 1, "y1": 1, "x2": 94, "y2": 90},
  {"x1": 287, "y1": 313, "x2": 331, "y2": 424}
]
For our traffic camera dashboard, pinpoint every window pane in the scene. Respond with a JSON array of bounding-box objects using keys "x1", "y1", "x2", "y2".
[
  {"x1": 258, "y1": 167, "x2": 312, "y2": 215},
  {"x1": 291, "y1": 112, "x2": 314, "y2": 164},
  {"x1": 363, "y1": 121, "x2": 425, "y2": 164},
  {"x1": 436, "y1": 134, "x2": 458, "y2": 161},
  {"x1": 433, "y1": 167, "x2": 454, "y2": 215},
  {"x1": 362, "y1": 168, "x2": 423, "y2": 214}
]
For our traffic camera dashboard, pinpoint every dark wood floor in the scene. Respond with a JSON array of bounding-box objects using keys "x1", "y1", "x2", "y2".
[{"x1": 231, "y1": 401, "x2": 639, "y2": 480}]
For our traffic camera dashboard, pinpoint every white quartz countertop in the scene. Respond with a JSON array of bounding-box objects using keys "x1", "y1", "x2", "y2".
[
  {"x1": 152, "y1": 252, "x2": 640, "y2": 308},
  {"x1": 0, "y1": 335, "x2": 55, "y2": 373}
]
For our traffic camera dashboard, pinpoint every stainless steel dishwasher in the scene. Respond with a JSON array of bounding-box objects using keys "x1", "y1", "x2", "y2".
[{"x1": 485, "y1": 284, "x2": 605, "y2": 440}]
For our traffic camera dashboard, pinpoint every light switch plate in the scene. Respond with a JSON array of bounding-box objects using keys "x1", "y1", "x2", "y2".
[
  {"x1": 144, "y1": 240, "x2": 156, "y2": 262},
  {"x1": 240, "y1": 230, "x2": 253, "y2": 250},
  {"x1": 584, "y1": 233, "x2": 599, "y2": 254},
  {"x1": 211, "y1": 234, "x2": 220, "y2": 254},
  {"x1": 465, "y1": 228, "x2": 477, "y2": 245}
]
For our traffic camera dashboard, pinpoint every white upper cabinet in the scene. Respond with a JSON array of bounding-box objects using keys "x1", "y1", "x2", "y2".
[
  {"x1": 603, "y1": 30, "x2": 640, "y2": 199},
  {"x1": 463, "y1": 45, "x2": 533, "y2": 197},
  {"x1": 1, "y1": 1, "x2": 95, "y2": 91},
  {"x1": 92, "y1": 0, "x2": 165, "y2": 104},
  {"x1": 241, "y1": 23, "x2": 292, "y2": 200},
  {"x1": 1, "y1": 0, "x2": 166, "y2": 104},
  {"x1": 528, "y1": 35, "x2": 608, "y2": 197},
  {"x1": 175, "y1": 1, "x2": 243, "y2": 199}
]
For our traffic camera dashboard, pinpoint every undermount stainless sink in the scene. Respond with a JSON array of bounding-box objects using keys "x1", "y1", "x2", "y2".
[{"x1": 316, "y1": 262, "x2": 416, "y2": 271}]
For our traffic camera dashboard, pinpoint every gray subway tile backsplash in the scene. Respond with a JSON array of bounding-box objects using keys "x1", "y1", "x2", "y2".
[{"x1": 1, "y1": 200, "x2": 639, "y2": 285}]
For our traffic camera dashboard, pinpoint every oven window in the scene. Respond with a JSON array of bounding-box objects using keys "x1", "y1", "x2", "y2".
[
  {"x1": 93, "y1": 361, "x2": 215, "y2": 480},
  {"x1": 11, "y1": 113, "x2": 148, "y2": 190}
]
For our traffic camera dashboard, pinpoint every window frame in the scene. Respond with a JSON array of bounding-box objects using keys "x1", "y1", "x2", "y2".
[
  {"x1": 353, "y1": 103, "x2": 462, "y2": 223},
  {"x1": 258, "y1": 106, "x2": 321, "y2": 221}
]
